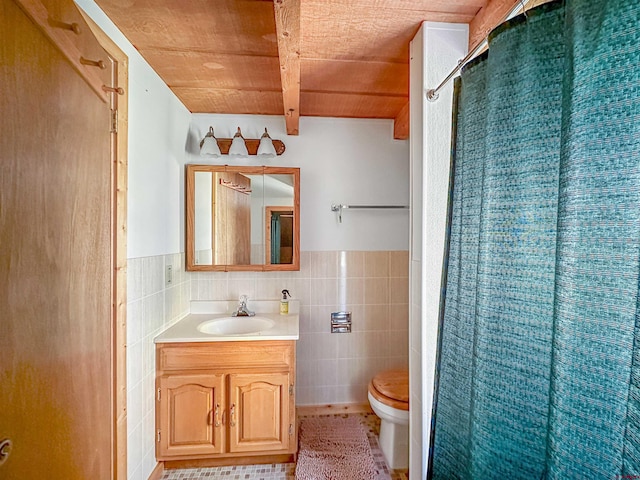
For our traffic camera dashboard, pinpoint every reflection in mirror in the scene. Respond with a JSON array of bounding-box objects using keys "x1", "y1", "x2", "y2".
[
  {"x1": 187, "y1": 165, "x2": 299, "y2": 272},
  {"x1": 193, "y1": 171, "x2": 213, "y2": 264},
  {"x1": 266, "y1": 206, "x2": 294, "y2": 264}
]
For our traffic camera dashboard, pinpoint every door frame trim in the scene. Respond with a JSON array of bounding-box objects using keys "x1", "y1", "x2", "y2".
[{"x1": 79, "y1": 12, "x2": 129, "y2": 479}]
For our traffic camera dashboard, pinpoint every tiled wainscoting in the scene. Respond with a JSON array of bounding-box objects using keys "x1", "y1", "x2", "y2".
[
  {"x1": 126, "y1": 250, "x2": 408, "y2": 480},
  {"x1": 127, "y1": 253, "x2": 191, "y2": 479},
  {"x1": 191, "y1": 250, "x2": 409, "y2": 405}
]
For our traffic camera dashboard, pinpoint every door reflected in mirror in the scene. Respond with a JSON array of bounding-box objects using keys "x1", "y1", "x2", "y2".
[
  {"x1": 266, "y1": 206, "x2": 294, "y2": 265},
  {"x1": 186, "y1": 165, "x2": 300, "y2": 271}
]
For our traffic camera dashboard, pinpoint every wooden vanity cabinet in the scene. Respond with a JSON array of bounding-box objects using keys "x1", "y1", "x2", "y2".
[
  {"x1": 158, "y1": 373, "x2": 225, "y2": 457},
  {"x1": 156, "y1": 341, "x2": 296, "y2": 464},
  {"x1": 228, "y1": 372, "x2": 291, "y2": 454}
]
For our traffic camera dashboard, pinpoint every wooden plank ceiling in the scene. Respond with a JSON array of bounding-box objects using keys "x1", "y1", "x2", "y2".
[{"x1": 93, "y1": 0, "x2": 519, "y2": 138}]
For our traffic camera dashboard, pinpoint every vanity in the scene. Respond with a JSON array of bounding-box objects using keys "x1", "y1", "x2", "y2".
[
  {"x1": 154, "y1": 301, "x2": 299, "y2": 467},
  {"x1": 156, "y1": 164, "x2": 302, "y2": 467}
]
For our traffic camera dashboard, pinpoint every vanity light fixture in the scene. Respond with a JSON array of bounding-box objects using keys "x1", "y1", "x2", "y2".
[
  {"x1": 197, "y1": 127, "x2": 286, "y2": 157},
  {"x1": 199, "y1": 126, "x2": 222, "y2": 157},
  {"x1": 257, "y1": 128, "x2": 277, "y2": 158},
  {"x1": 228, "y1": 127, "x2": 249, "y2": 157}
]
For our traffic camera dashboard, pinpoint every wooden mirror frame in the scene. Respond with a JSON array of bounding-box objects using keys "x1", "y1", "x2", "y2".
[{"x1": 186, "y1": 164, "x2": 300, "y2": 272}]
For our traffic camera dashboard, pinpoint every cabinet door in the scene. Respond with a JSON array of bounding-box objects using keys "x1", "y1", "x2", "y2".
[
  {"x1": 157, "y1": 374, "x2": 225, "y2": 458},
  {"x1": 228, "y1": 372, "x2": 291, "y2": 453}
]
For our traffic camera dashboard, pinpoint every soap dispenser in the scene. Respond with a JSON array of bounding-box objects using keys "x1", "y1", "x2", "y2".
[{"x1": 280, "y1": 289, "x2": 291, "y2": 315}]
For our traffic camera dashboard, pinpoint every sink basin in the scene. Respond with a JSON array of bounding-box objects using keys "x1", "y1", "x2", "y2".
[{"x1": 197, "y1": 316, "x2": 275, "y2": 335}]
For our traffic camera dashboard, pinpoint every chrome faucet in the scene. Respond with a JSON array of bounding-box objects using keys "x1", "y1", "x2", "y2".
[{"x1": 232, "y1": 295, "x2": 255, "y2": 317}]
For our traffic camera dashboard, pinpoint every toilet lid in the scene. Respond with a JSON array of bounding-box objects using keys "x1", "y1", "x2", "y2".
[{"x1": 372, "y1": 369, "x2": 409, "y2": 403}]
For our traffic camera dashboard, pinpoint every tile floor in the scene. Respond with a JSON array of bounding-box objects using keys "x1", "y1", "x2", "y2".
[{"x1": 160, "y1": 412, "x2": 409, "y2": 480}]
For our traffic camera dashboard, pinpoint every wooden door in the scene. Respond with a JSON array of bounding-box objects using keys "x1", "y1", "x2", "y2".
[
  {"x1": 0, "y1": 0, "x2": 115, "y2": 478},
  {"x1": 265, "y1": 207, "x2": 294, "y2": 265},
  {"x1": 157, "y1": 374, "x2": 225, "y2": 458},
  {"x1": 228, "y1": 372, "x2": 290, "y2": 453}
]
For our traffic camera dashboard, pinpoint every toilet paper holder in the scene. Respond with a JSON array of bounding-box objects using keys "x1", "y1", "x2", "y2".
[{"x1": 331, "y1": 311, "x2": 352, "y2": 333}]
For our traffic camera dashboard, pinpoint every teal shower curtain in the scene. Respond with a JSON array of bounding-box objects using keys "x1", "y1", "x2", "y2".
[{"x1": 431, "y1": 0, "x2": 640, "y2": 478}]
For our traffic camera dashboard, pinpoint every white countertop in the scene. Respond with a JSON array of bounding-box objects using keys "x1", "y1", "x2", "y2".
[{"x1": 154, "y1": 300, "x2": 299, "y2": 343}]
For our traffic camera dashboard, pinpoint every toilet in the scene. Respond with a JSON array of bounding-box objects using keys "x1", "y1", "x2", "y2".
[{"x1": 368, "y1": 368, "x2": 409, "y2": 470}]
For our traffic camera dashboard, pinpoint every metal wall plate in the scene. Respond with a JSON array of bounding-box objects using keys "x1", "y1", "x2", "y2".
[{"x1": 331, "y1": 311, "x2": 352, "y2": 333}]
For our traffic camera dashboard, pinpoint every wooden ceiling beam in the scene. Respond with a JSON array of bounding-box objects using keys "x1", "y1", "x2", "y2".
[
  {"x1": 468, "y1": 0, "x2": 522, "y2": 50},
  {"x1": 273, "y1": 0, "x2": 301, "y2": 136}
]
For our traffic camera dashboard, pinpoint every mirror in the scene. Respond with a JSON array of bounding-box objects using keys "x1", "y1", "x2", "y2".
[{"x1": 186, "y1": 165, "x2": 300, "y2": 271}]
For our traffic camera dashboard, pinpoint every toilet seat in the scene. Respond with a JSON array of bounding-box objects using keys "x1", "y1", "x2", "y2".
[{"x1": 368, "y1": 369, "x2": 409, "y2": 411}]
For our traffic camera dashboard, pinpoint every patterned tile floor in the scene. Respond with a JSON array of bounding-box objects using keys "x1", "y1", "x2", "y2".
[{"x1": 160, "y1": 412, "x2": 409, "y2": 480}]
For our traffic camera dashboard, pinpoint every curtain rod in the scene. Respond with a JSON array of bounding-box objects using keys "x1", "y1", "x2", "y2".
[{"x1": 426, "y1": 1, "x2": 527, "y2": 102}]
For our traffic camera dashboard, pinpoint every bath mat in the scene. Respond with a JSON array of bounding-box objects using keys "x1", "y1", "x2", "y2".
[{"x1": 295, "y1": 416, "x2": 387, "y2": 480}]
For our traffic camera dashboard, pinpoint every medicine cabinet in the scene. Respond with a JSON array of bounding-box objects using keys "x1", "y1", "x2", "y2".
[{"x1": 186, "y1": 165, "x2": 300, "y2": 271}]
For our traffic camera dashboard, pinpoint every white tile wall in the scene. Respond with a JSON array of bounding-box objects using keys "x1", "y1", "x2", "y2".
[
  {"x1": 191, "y1": 250, "x2": 409, "y2": 406},
  {"x1": 126, "y1": 253, "x2": 190, "y2": 480},
  {"x1": 127, "y1": 249, "x2": 407, "y2": 479}
]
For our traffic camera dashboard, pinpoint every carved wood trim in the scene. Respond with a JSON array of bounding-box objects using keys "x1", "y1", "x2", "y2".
[{"x1": 79, "y1": 11, "x2": 130, "y2": 479}]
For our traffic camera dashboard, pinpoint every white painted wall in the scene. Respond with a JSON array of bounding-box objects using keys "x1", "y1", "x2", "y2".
[
  {"x1": 249, "y1": 177, "x2": 294, "y2": 251},
  {"x1": 76, "y1": 0, "x2": 192, "y2": 260},
  {"x1": 409, "y1": 22, "x2": 468, "y2": 480},
  {"x1": 409, "y1": 27, "x2": 426, "y2": 480},
  {"x1": 189, "y1": 115, "x2": 410, "y2": 252}
]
